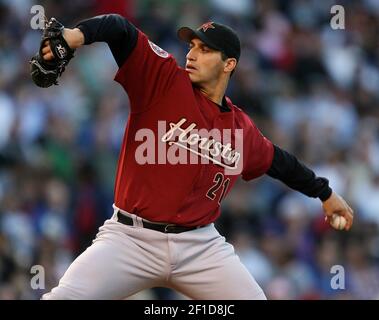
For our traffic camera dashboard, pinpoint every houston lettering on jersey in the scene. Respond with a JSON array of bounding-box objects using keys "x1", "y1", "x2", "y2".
[
  {"x1": 162, "y1": 118, "x2": 241, "y2": 168},
  {"x1": 135, "y1": 118, "x2": 243, "y2": 175}
]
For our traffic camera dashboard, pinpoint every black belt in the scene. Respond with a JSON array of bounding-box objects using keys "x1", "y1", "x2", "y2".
[{"x1": 116, "y1": 211, "x2": 202, "y2": 234}]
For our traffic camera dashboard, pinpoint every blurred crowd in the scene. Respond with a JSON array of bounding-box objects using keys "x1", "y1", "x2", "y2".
[{"x1": 1, "y1": 0, "x2": 379, "y2": 300}]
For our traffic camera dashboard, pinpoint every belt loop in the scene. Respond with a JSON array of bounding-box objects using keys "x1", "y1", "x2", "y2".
[
  {"x1": 113, "y1": 208, "x2": 119, "y2": 221},
  {"x1": 135, "y1": 216, "x2": 144, "y2": 228},
  {"x1": 112, "y1": 204, "x2": 119, "y2": 221},
  {"x1": 129, "y1": 214, "x2": 139, "y2": 227}
]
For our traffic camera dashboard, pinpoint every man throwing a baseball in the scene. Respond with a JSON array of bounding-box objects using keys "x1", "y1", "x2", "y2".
[{"x1": 32, "y1": 14, "x2": 354, "y2": 299}]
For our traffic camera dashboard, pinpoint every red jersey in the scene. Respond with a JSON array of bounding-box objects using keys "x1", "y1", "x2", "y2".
[{"x1": 114, "y1": 30, "x2": 274, "y2": 226}]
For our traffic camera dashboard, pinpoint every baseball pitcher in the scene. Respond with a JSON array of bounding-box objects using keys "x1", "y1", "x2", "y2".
[{"x1": 30, "y1": 14, "x2": 354, "y2": 300}]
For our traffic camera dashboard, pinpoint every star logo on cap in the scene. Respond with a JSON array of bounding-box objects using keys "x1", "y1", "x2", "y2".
[{"x1": 199, "y1": 22, "x2": 215, "y2": 32}]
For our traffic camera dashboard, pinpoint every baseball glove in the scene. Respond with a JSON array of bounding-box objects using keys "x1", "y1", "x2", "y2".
[{"x1": 30, "y1": 17, "x2": 75, "y2": 88}]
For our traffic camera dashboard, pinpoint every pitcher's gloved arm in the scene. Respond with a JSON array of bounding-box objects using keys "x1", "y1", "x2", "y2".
[
  {"x1": 41, "y1": 27, "x2": 83, "y2": 61},
  {"x1": 31, "y1": 18, "x2": 76, "y2": 87}
]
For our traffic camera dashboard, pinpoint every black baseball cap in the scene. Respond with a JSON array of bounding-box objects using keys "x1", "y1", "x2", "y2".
[{"x1": 177, "y1": 22, "x2": 241, "y2": 62}]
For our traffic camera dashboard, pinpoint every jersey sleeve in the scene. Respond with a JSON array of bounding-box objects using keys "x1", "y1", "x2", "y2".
[
  {"x1": 76, "y1": 14, "x2": 138, "y2": 68},
  {"x1": 241, "y1": 118, "x2": 274, "y2": 181},
  {"x1": 114, "y1": 30, "x2": 179, "y2": 113}
]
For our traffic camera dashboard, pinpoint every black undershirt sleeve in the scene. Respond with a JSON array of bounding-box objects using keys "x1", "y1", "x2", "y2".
[
  {"x1": 266, "y1": 145, "x2": 332, "y2": 201},
  {"x1": 75, "y1": 14, "x2": 138, "y2": 68}
]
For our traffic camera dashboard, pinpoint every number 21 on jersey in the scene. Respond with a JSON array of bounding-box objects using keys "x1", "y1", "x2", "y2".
[{"x1": 206, "y1": 172, "x2": 230, "y2": 205}]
